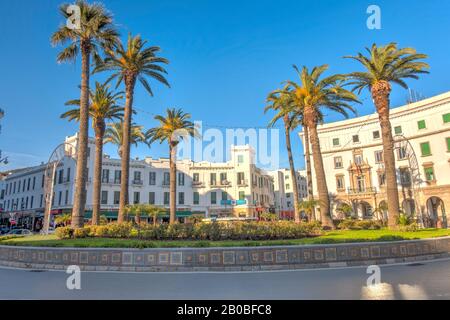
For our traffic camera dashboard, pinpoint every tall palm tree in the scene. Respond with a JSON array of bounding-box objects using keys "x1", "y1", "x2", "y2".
[
  {"x1": 264, "y1": 87, "x2": 302, "y2": 223},
  {"x1": 287, "y1": 65, "x2": 360, "y2": 229},
  {"x1": 61, "y1": 82, "x2": 124, "y2": 225},
  {"x1": 146, "y1": 108, "x2": 198, "y2": 224},
  {"x1": 94, "y1": 34, "x2": 170, "y2": 223},
  {"x1": 345, "y1": 43, "x2": 429, "y2": 228},
  {"x1": 51, "y1": 0, "x2": 119, "y2": 228},
  {"x1": 103, "y1": 122, "x2": 147, "y2": 158}
]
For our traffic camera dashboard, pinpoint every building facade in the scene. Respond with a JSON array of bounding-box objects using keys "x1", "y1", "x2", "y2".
[
  {"x1": 299, "y1": 91, "x2": 450, "y2": 228},
  {"x1": 269, "y1": 169, "x2": 308, "y2": 218},
  {"x1": 0, "y1": 134, "x2": 275, "y2": 228}
]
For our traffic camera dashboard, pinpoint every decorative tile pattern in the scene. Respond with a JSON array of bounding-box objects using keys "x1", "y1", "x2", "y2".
[
  {"x1": 276, "y1": 250, "x2": 288, "y2": 263},
  {"x1": 223, "y1": 251, "x2": 236, "y2": 265},
  {"x1": 158, "y1": 253, "x2": 169, "y2": 265},
  {"x1": 170, "y1": 252, "x2": 183, "y2": 265},
  {"x1": 122, "y1": 252, "x2": 133, "y2": 265},
  {"x1": 313, "y1": 249, "x2": 324, "y2": 261},
  {"x1": 263, "y1": 251, "x2": 274, "y2": 263},
  {"x1": 325, "y1": 248, "x2": 337, "y2": 261}
]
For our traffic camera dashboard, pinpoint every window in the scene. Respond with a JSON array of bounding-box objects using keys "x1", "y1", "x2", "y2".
[
  {"x1": 356, "y1": 175, "x2": 365, "y2": 192},
  {"x1": 193, "y1": 192, "x2": 199, "y2": 205},
  {"x1": 102, "y1": 169, "x2": 110, "y2": 183},
  {"x1": 27, "y1": 178, "x2": 31, "y2": 190},
  {"x1": 178, "y1": 192, "x2": 184, "y2": 205},
  {"x1": 133, "y1": 192, "x2": 140, "y2": 204},
  {"x1": 220, "y1": 172, "x2": 227, "y2": 183},
  {"x1": 65, "y1": 190, "x2": 68, "y2": 205},
  {"x1": 133, "y1": 171, "x2": 141, "y2": 182},
  {"x1": 148, "y1": 192, "x2": 155, "y2": 204},
  {"x1": 163, "y1": 172, "x2": 170, "y2": 185},
  {"x1": 397, "y1": 147, "x2": 407, "y2": 160},
  {"x1": 352, "y1": 135, "x2": 359, "y2": 143},
  {"x1": 178, "y1": 172, "x2": 185, "y2": 186},
  {"x1": 374, "y1": 150, "x2": 383, "y2": 163},
  {"x1": 336, "y1": 176, "x2": 345, "y2": 190},
  {"x1": 210, "y1": 192, "x2": 217, "y2": 204},
  {"x1": 334, "y1": 156, "x2": 343, "y2": 169},
  {"x1": 164, "y1": 192, "x2": 170, "y2": 205},
  {"x1": 420, "y1": 142, "x2": 431, "y2": 156},
  {"x1": 424, "y1": 167, "x2": 435, "y2": 182},
  {"x1": 373, "y1": 130, "x2": 380, "y2": 139},
  {"x1": 30, "y1": 196, "x2": 34, "y2": 209},
  {"x1": 237, "y1": 172, "x2": 245, "y2": 185},
  {"x1": 285, "y1": 184, "x2": 290, "y2": 190},
  {"x1": 239, "y1": 191, "x2": 245, "y2": 201},
  {"x1": 354, "y1": 154, "x2": 363, "y2": 165},
  {"x1": 58, "y1": 191, "x2": 62, "y2": 206},
  {"x1": 417, "y1": 120, "x2": 426, "y2": 130},
  {"x1": 238, "y1": 155, "x2": 244, "y2": 163},
  {"x1": 114, "y1": 170, "x2": 121, "y2": 184},
  {"x1": 394, "y1": 126, "x2": 402, "y2": 135},
  {"x1": 101, "y1": 191, "x2": 108, "y2": 205},
  {"x1": 443, "y1": 113, "x2": 450, "y2": 123},
  {"x1": 113, "y1": 191, "x2": 120, "y2": 205},
  {"x1": 58, "y1": 170, "x2": 63, "y2": 184},
  {"x1": 149, "y1": 172, "x2": 156, "y2": 185},
  {"x1": 332, "y1": 138, "x2": 340, "y2": 146},
  {"x1": 193, "y1": 173, "x2": 199, "y2": 182},
  {"x1": 210, "y1": 173, "x2": 217, "y2": 185},
  {"x1": 66, "y1": 168, "x2": 71, "y2": 182},
  {"x1": 222, "y1": 192, "x2": 228, "y2": 201},
  {"x1": 40, "y1": 194, "x2": 43, "y2": 208},
  {"x1": 400, "y1": 168, "x2": 411, "y2": 186},
  {"x1": 32, "y1": 177, "x2": 36, "y2": 190}
]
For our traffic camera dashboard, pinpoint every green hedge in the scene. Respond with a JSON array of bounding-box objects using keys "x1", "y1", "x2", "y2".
[
  {"x1": 55, "y1": 221, "x2": 322, "y2": 241},
  {"x1": 337, "y1": 219, "x2": 383, "y2": 230}
]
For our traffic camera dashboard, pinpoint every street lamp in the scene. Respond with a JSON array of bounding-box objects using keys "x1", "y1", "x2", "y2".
[{"x1": 0, "y1": 108, "x2": 7, "y2": 165}]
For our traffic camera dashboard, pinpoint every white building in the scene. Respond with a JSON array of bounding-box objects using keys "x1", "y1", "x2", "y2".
[
  {"x1": 269, "y1": 169, "x2": 308, "y2": 218},
  {"x1": 0, "y1": 134, "x2": 275, "y2": 228},
  {"x1": 299, "y1": 91, "x2": 450, "y2": 228}
]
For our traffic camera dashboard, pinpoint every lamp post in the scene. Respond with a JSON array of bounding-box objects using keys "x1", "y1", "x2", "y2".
[{"x1": 0, "y1": 108, "x2": 7, "y2": 165}]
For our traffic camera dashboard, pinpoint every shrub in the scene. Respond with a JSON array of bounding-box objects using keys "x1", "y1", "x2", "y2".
[
  {"x1": 55, "y1": 227, "x2": 73, "y2": 239},
  {"x1": 73, "y1": 228, "x2": 89, "y2": 238},
  {"x1": 398, "y1": 222, "x2": 419, "y2": 232},
  {"x1": 338, "y1": 219, "x2": 382, "y2": 230}
]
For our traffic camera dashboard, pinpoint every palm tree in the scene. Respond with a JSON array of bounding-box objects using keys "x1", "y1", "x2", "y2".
[
  {"x1": 287, "y1": 65, "x2": 360, "y2": 229},
  {"x1": 61, "y1": 82, "x2": 124, "y2": 225},
  {"x1": 103, "y1": 122, "x2": 147, "y2": 157},
  {"x1": 146, "y1": 108, "x2": 198, "y2": 224},
  {"x1": 51, "y1": 0, "x2": 119, "y2": 228},
  {"x1": 264, "y1": 87, "x2": 302, "y2": 223},
  {"x1": 94, "y1": 34, "x2": 170, "y2": 223},
  {"x1": 298, "y1": 199, "x2": 322, "y2": 222},
  {"x1": 345, "y1": 43, "x2": 429, "y2": 228}
]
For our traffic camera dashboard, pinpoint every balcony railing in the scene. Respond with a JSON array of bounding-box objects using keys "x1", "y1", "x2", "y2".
[
  {"x1": 237, "y1": 179, "x2": 249, "y2": 187},
  {"x1": 192, "y1": 181, "x2": 204, "y2": 188},
  {"x1": 132, "y1": 179, "x2": 143, "y2": 185},
  {"x1": 162, "y1": 181, "x2": 170, "y2": 188},
  {"x1": 347, "y1": 187, "x2": 377, "y2": 195}
]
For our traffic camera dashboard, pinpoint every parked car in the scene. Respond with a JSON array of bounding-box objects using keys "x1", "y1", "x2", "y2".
[
  {"x1": 7, "y1": 229, "x2": 33, "y2": 236},
  {"x1": 0, "y1": 227, "x2": 10, "y2": 235}
]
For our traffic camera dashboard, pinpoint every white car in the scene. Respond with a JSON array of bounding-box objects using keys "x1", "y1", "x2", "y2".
[{"x1": 7, "y1": 229, "x2": 33, "y2": 236}]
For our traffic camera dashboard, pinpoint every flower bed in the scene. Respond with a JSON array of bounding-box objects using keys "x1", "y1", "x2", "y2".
[{"x1": 55, "y1": 221, "x2": 322, "y2": 241}]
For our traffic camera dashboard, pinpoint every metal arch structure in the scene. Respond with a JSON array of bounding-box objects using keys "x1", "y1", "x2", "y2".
[
  {"x1": 42, "y1": 143, "x2": 76, "y2": 234},
  {"x1": 392, "y1": 134, "x2": 424, "y2": 227}
]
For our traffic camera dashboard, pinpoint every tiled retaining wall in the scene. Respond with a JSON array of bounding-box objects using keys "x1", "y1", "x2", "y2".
[{"x1": 1, "y1": 237, "x2": 450, "y2": 272}]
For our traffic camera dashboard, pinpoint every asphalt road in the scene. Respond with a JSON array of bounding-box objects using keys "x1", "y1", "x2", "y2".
[{"x1": 1, "y1": 258, "x2": 449, "y2": 300}]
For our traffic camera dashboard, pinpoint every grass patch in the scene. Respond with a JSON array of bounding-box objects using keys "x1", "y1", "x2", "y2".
[{"x1": 1, "y1": 228, "x2": 449, "y2": 249}]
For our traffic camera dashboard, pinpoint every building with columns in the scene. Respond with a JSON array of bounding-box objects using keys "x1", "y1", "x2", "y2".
[{"x1": 299, "y1": 91, "x2": 450, "y2": 228}]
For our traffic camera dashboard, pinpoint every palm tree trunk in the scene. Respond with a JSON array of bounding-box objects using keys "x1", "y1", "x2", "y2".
[
  {"x1": 284, "y1": 115, "x2": 300, "y2": 223},
  {"x1": 71, "y1": 41, "x2": 90, "y2": 229},
  {"x1": 308, "y1": 123, "x2": 335, "y2": 229},
  {"x1": 92, "y1": 122, "x2": 105, "y2": 226},
  {"x1": 372, "y1": 81, "x2": 400, "y2": 228},
  {"x1": 118, "y1": 75, "x2": 136, "y2": 223},
  {"x1": 303, "y1": 126, "x2": 315, "y2": 221},
  {"x1": 169, "y1": 142, "x2": 177, "y2": 224}
]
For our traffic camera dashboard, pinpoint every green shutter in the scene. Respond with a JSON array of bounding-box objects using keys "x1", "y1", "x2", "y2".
[
  {"x1": 443, "y1": 113, "x2": 450, "y2": 123},
  {"x1": 332, "y1": 138, "x2": 340, "y2": 146},
  {"x1": 418, "y1": 120, "x2": 426, "y2": 130},
  {"x1": 394, "y1": 126, "x2": 402, "y2": 134},
  {"x1": 193, "y1": 192, "x2": 199, "y2": 204},
  {"x1": 424, "y1": 167, "x2": 435, "y2": 181},
  {"x1": 420, "y1": 142, "x2": 431, "y2": 156},
  {"x1": 447, "y1": 138, "x2": 450, "y2": 151}
]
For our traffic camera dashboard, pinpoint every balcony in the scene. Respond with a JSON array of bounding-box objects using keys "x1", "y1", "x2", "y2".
[
  {"x1": 347, "y1": 187, "x2": 377, "y2": 195},
  {"x1": 162, "y1": 181, "x2": 170, "y2": 188},
  {"x1": 192, "y1": 181, "x2": 204, "y2": 188},
  {"x1": 237, "y1": 179, "x2": 249, "y2": 187},
  {"x1": 132, "y1": 179, "x2": 143, "y2": 186}
]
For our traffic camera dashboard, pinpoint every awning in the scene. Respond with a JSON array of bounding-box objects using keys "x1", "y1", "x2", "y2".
[{"x1": 83, "y1": 210, "x2": 195, "y2": 219}]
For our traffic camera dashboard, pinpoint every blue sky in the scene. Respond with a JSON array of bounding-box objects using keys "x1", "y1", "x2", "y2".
[{"x1": 1, "y1": 0, "x2": 450, "y2": 171}]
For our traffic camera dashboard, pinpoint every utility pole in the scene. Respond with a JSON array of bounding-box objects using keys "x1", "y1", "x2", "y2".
[{"x1": 0, "y1": 108, "x2": 8, "y2": 165}]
